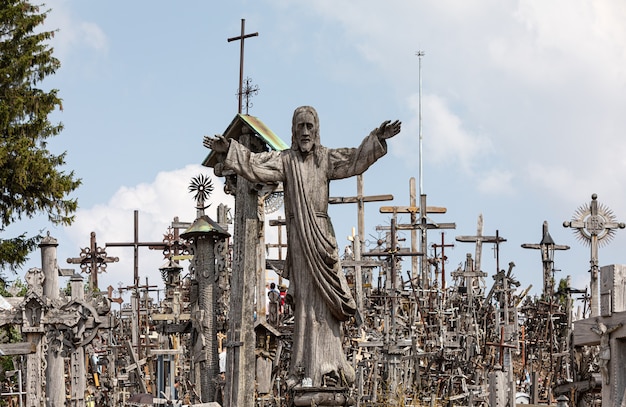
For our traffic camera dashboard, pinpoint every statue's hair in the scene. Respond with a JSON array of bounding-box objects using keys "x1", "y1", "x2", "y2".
[{"x1": 291, "y1": 105, "x2": 320, "y2": 149}]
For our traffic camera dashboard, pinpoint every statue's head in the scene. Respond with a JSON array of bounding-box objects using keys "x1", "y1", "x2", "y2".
[{"x1": 291, "y1": 106, "x2": 320, "y2": 154}]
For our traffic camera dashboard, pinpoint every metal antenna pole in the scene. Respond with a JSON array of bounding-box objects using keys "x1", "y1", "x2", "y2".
[{"x1": 416, "y1": 50, "x2": 425, "y2": 196}]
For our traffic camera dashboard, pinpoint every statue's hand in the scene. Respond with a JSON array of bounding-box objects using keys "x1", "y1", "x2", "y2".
[
  {"x1": 203, "y1": 134, "x2": 230, "y2": 153},
  {"x1": 376, "y1": 120, "x2": 401, "y2": 141}
]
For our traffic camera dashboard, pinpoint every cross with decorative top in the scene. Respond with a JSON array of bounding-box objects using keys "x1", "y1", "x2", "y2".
[
  {"x1": 67, "y1": 231, "x2": 119, "y2": 290},
  {"x1": 563, "y1": 193, "x2": 625, "y2": 316}
]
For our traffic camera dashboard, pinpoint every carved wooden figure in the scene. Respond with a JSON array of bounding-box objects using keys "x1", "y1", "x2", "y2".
[{"x1": 205, "y1": 106, "x2": 401, "y2": 389}]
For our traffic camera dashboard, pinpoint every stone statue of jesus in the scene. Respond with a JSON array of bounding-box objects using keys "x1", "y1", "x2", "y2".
[{"x1": 205, "y1": 106, "x2": 401, "y2": 388}]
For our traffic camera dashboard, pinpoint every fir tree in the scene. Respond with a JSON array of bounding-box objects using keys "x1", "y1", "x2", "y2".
[{"x1": 0, "y1": 1, "x2": 81, "y2": 274}]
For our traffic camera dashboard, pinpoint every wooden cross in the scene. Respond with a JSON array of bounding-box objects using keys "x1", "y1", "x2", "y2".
[
  {"x1": 431, "y1": 232, "x2": 454, "y2": 293},
  {"x1": 378, "y1": 177, "x2": 455, "y2": 289},
  {"x1": 67, "y1": 231, "x2": 119, "y2": 291},
  {"x1": 106, "y1": 210, "x2": 168, "y2": 288},
  {"x1": 124, "y1": 340, "x2": 148, "y2": 394},
  {"x1": 521, "y1": 221, "x2": 570, "y2": 298},
  {"x1": 329, "y1": 173, "x2": 394, "y2": 311},
  {"x1": 455, "y1": 214, "x2": 506, "y2": 277},
  {"x1": 267, "y1": 216, "x2": 288, "y2": 285},
  {"x1": 228, "y1": 18, "x2": 258, "y2": 114},
  {"x1": 363, "y1": 218, "x2": 423, "y2": 340}
]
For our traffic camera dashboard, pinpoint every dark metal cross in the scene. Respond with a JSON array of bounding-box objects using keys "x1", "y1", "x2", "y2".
[
  {"x1": 67, "y1": 231, "x2": 119, "y2": 291},
  {"x1": 105, "y1": 210, "x2": 169, "y2": 289},
  {"x1": 228, "y1": 19, "x2": 258, "y2": 114},
  {"x1": 241, "y1": 77, "x2": 259, "y2": 115}
]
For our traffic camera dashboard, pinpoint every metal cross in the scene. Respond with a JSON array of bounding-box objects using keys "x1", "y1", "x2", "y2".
[
  {"x1": 241, "y1": 77, "x2": 259, "y2": 115},
  {"x1": 564, "y1": 193, "x2": 624, "y2": 316},
  {"x1": 105, "y1": 210, "x2": 169, "y2": 289},
  {"x1": 67, "y1": 231, "x2": 119, "y2": 291},
  {"x1": 228, "y1": 19, "x2": 258, "y2": 114}
]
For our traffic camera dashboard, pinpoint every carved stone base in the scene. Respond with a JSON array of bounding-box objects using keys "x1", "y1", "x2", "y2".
[{"x1": 292, "y1": 386, "x2": 355, "y2": 406}]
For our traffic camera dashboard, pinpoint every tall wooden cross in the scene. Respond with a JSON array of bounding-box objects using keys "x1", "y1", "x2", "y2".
[
  {"x1": 456, "y1": 214, "x2": 506, "y2": 276},
  {"x1": 67, "y1": 231, "x2": 119, "y2": 290},
  {"x1": 228, "y1": 19, "x2": 258, "y2": 114},
  {"x1": 329, "y1": 173, "x2": 394, "y2": 311},
  {"x1": 267, "y1": 216, "x2": 288, "y2": 286},
  {"x1": 378, "y1": 177, "x2": 455, "y2": 289},
  {"x1": 431, "y1": 232, "x2": 454, "y2": 294},
  {"x1": 521, "y1": 221, "x2": 570, "y2": 298}
]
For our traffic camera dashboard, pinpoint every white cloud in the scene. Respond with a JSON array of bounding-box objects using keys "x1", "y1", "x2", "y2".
[
  {"x1": 64, "y1": 165, "x2": 235, "y2": 293},
  {"x1": 490, "y1": 1, "x2": 626, "y2": 87},
  {"x1": 476, "y1": 169, "x2": 514, "y2": 195},
  {"x1": 396, "y1": 92, "x2": 494, "y2": 175},
  {"x1": 44, "y1": 0, "x2": 108, "y2": 60}
]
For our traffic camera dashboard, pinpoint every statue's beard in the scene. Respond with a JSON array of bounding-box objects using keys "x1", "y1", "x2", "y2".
[{"x1": 298, "y1": 139, "x2": 314, "y2": 154}]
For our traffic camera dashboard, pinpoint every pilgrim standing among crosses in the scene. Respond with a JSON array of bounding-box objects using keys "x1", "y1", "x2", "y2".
[{"x1": 205, "y1": 105, "x2": 401, "y2": 387}]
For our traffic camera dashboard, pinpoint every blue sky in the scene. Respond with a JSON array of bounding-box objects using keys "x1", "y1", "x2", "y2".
[{"x1": 9, "y1": 1, "x2": 626, "y2": 309}]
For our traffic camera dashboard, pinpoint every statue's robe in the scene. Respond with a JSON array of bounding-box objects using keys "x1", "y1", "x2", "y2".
[{"x1": 223, "y1": 132, "x2": 387, "y2": 386}]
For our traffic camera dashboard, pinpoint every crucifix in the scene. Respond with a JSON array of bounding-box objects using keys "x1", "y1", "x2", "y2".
[
  {"x1": 329, "y1": 173, "x2": 394, "y2": 312},
  {"x1": 228, "y1": 18, "x2": 258, "y2": 114},
  {"x1": 573, "y1": 312, "x2": 626, "y2": 405},
  {"x1": 67, "y1": 231, "x2": 119, "y2": 291},
  {"x1": 521, "y1": 221, "x2": 570, "y2": 299},
  {"x1": 564, "y1": 193, "x2": 625, "y2": 317}
]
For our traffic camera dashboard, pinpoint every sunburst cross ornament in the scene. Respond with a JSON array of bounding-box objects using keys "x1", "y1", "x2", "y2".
[
  {"x1": 563, "y1": 193, "x2": 625, "y2": 316},
  {"x1": 189, "y1": 174, "x2": 214, "y2": 216}
]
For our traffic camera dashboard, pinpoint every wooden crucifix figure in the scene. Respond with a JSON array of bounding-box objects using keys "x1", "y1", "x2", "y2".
[
  {"x1": 205, "y1": 106, "x2": 401, "y2": 390},
  {"x1": 573, "y1": 311, "x2": 626, "y2": 405}
]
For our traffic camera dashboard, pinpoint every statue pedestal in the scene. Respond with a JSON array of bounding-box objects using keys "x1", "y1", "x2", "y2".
[{"x1": 292, "y1": 386, "x2": 355, "y2": 406}]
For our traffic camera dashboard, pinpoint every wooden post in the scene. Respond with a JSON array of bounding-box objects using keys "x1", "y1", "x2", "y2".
[
  {"x1": 40, "y1": 234, "x2": 65, "y2": 407},
  {"x1": 181, "y1": 209, "x2": 229, "y2": 402},
  {"x1": 69, "y1": 273, "x2": 86, "y2": 407},
  {"x1": 224, "y1": 128, "x2": 262, "y2": 407}
]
